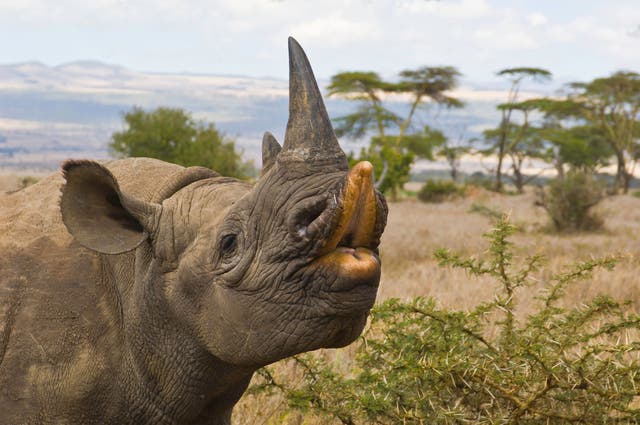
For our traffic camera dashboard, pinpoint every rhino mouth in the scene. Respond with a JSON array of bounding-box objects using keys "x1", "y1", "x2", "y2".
[{"x1": 305, "y1": 161, "x2": 386, "y2": 294}]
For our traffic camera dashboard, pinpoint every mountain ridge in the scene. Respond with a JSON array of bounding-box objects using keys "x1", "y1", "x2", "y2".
[{"x1": 0, "y1": 61, "x2": 543, "y2": 170}]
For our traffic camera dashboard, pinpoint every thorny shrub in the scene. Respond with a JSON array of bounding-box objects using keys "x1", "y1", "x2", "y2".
[
  {"x1": 537, "y1": 171, "x2": 604, "y2": 232},
  {"x1": 418, "y1": 179, "x2": 465, "y2": 203},
  {"x1": 251, "y1": 217, "x2": 640, "y2": 424}
]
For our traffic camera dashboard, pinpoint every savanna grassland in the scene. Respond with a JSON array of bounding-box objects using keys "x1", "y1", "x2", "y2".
[
  {"x1": 0, "y1": 173, "x2": 25, "y2": 193},
  {"x1": 234, "y1": 185, "x2": 640, "y2": 424},
  {"x1": 0, "y1": 172, "x2": 47, "y2": 194}
]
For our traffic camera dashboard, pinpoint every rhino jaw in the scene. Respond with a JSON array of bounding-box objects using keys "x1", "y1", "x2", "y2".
[{"x1": 311, "y1": 161, "x2": 383, "y2": 292}]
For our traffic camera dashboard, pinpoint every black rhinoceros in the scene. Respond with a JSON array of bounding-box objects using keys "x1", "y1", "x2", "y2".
[{"x1": 0, "y1": 38, "x2": 387, "y2": 424}]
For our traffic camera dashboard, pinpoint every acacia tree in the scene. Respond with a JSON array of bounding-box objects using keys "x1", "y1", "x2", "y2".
[
  {"x1": 327, "y1": 72, "x2": 398, "y2": 141},
  {"x1": 566, "y1": 71, "x2": 640, "y2": 193},
  {"x1": 436, "y1": 130, "x2": 469, "y2": 182},
  {"x1": 327, "y1": 67, "x2": 462, "y2": 199},
  {"x1": 483, "y1": 100, "x2": 550, "y2": 193},
  {"x1": 488, "y1": 68, "x2": 552, "y2": 192},
  {"x1": 391, "y1": 67, "x2": 463, "y2": 144},
  {"x1": 110, "y1": 107, "x2": 246, "y2": 178},
  {"x1": 530, "y1": 98, "x2": 612, "y2": 176}
]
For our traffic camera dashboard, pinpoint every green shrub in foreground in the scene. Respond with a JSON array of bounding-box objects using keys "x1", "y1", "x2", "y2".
[
  {"x1": 418, "y1": 179, "x2": 465, "y2": 203},
  {"x1": 253, "y1": 217, "x2": 640, "y2": 424}
]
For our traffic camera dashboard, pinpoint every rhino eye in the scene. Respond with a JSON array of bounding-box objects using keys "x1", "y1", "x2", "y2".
[{"x1": 220, "y1": 234, "x2": 238, "y2": 256}]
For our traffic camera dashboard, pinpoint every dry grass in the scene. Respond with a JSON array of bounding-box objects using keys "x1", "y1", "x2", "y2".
[
  {"x1": 0, "y1": 173, "x2": 23, "y2": 192},
  {"x1": 0, "y1": 172, "x2": 46, "y2": 193},
  {"x1": 379, "y1": 190, "x2": 640, "y2": 309},
  {"x1": 235, "y1": 189, "x2": 640, "y2": 424}
]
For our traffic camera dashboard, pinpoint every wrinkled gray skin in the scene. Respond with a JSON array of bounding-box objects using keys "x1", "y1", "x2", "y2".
[{"x1": 0, "y1": 38, "x2": 387, "y2": 424}]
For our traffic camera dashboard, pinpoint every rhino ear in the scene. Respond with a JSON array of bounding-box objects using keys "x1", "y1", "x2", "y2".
[
  {"x1": 261, "y1": 131, "x2": 282, "y2": 175},
  {"x1": 60, "y1": 160, "x2": 161, "y2": 255}
]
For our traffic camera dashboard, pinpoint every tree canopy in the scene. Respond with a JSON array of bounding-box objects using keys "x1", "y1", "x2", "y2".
[
  {"x1": 328, "y1": 66, "x2": 462, "y2": 199},
  {"x1": 566, "y1": 71, "x2": 640, "y2": 193},
  {"x1": 110, "y1": 107, "x2": 246, "y2": 178},
  {"x1": 480, "y1": 67, "x2": 553, "y2": 192}
]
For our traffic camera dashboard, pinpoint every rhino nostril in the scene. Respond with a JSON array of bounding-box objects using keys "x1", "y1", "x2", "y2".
[
  {"x1": 302, "y1": 201, "x2": 326, "y2": 227},
  {"x1": 288, "y1": 195, "x2": 329, "y2": 239}
]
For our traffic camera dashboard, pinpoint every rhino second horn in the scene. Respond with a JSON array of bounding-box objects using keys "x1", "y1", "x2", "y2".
[
  {"x1": 280, "y1": 37, "x2": 347, "y2": 169},
  {"x1": 261, "y1": 132, "x2": 282, "y2": 175}
]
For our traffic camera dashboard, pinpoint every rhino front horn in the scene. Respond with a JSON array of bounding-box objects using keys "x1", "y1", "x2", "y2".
[{"x1": 280, "y1": 37, "x2": 348, "y2": 169}]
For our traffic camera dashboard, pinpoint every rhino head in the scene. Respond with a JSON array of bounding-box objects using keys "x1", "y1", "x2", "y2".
[{"x1": 60, "y1": 38, "x2": 387, "y2": 375}]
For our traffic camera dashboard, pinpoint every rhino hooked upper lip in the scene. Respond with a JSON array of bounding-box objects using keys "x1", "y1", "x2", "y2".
[
  {"x1": 298, "y1": 161, "x2": 386, "y2": 293},
  {"x1": 322, "y1": 161, "x2": 381, "y2": 254}
]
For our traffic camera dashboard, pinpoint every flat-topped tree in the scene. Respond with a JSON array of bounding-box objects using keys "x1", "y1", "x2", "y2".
[
  {"x1": 482, "y1": 99, "x2": 548, "y2": 193},
  {"x1": 567, "y1": 71, "x2": 640, "y2": 193},
  {"x1": 488, "y1": 67, "x2": 552, "y2": 192},
  {"x1": 327, "y1": 66, "x2": 462, "y2": 199},
  {"x1": 530, "y1": 98, "x2": 612, "y2": 176}
]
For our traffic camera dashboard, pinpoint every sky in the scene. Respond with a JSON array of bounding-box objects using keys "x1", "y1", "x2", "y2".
[{"x1": 0, "y1": 0, "x2": 639, "y2": 86}]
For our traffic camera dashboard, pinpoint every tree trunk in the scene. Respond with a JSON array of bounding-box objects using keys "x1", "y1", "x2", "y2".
[
  {"x1": 513, "y1": 163, "x2": 524, "y2": 194},
  {"x1": 449, "y1": 155, "x2": 458, "y2": 182},
  {"x1": 374, "y1": 160, "x2": 389, "y2": 190},
  {"x1": 495, "y1": 142, "x2": 504, "y2": 192},
  {"x1": 451, "y1": 166, "x2": 458, "y2": 182},
  {"x1": 555, "y1": 162, "x2": 564, "y2": 180},
  {"x1": 623, "y1": 170, "x2": 632, "y2": 194},
  {"x1": 494, "y1": 110, "x2": 508, "y2": 193},
  {"x1": 553, "y1": 146, "x2": 564, "y2": 180},
  {"x1": 615, "y1": 152, "x2": 629, "y2": 194},
  {"x1": 390, "y1": 185, "x2": 398, "y2": 202}
]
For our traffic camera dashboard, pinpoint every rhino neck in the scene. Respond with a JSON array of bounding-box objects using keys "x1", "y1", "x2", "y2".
[
  {"x1": 117, "y1": 258, "x2": 256, "y2": 424},
  {"x1": 91, "y1": 250, "x2": 254, "y2": 424},
  {"x1": 123, "y1": 329, "x2": 254, "y2": 423},
  {"x1": 98, "y1": 175, "x2": 256, "y2": 423}
]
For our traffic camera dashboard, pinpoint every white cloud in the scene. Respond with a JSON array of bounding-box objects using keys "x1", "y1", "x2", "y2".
[
  {"x1": 289, "y1": 15, "x2": 378, "y2": 46},
  {"x1": 0, "y1": 0, "x2": 639, "y2": 82},
  {"x1": 548, "y1": 16, "x2": 596, "y2": 42},
  {"x1": 528, "y1": 13, "x2": 547, "y2": 27},
  {"x1": 398, "y1": 0, "x2": 491, "y2": 19},
  {"x1": 473, "y1": 28, "x2": 538, "y2": 50},
  {"x1": 0, "y1": 0, "x2": 217, "y2": 24}
]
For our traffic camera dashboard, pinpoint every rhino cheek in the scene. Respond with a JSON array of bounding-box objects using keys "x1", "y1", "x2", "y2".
[
  {"x1": 322, "y1": 313, "x2": 369, "y2": 349},
  {"x1": 199, "y1": 281, "x2": 273, "y2": 361},
  {"x1": 196, "y1": 282, "x2": 356, "y2": 365},
  {"x1": 198, "y1": 285, "x2": 299, "y2": 365},
  {"x1": 198, "y1": 285, "x2": 257, "y2": 364}
]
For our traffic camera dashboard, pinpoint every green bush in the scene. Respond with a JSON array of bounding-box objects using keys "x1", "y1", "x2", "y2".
[
  {"x1": 537, "y1": 171, "x2": 604, "y2": 232},
  {"x1": 468, "y1": 202, "x2": 503, "y2": 220},
  {"x1": 417, "y1": 179, "x2": 464, "y2": 203},
  {"x1": 110, "y1": 107, "x2": 247, "y2": 178},
  {"x1": 19, "y1": 176, "x2": 39, "y2": 189},
  {"x1": 465, "y1": 171, "x2": 496, "y2": 191},
  {"x1": 253, "y1": 217, "x2": 640, "y2": 424}
]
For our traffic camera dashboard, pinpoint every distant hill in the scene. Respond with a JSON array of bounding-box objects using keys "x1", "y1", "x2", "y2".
[{"x1": 0, "y1": 61, "x2": 546, "y2": 171}]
